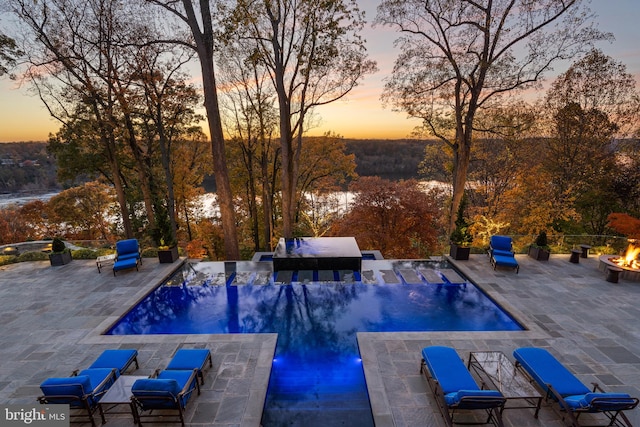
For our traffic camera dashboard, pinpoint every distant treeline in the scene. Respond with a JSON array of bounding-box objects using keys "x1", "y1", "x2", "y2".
[
  {"x1": 0, "y1": 142, "x2": 59, "y2": 194},
  {"x1": 3, "y1": 139, "x2": 432, "y2": 194},
  {"x1": 344, "y1": 139, "x2": 431, "y2": 181},
  {"x1": 201, "y1": 139, "x2": 434, "y2": 192}
]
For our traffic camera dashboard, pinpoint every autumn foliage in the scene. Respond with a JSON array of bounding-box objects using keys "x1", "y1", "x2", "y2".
[
  {"x1": 607, "y1": 213, "x2": 640, "y2": 240},
  {"x1": 329, "y1": 177, "x2": 445, "y2": 258}
]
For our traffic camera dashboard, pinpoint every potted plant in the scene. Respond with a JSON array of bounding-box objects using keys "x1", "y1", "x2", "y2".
[
  {"x1": 49, "y1": 237, "x2": 72, "y2": 266},
  {"x1": 157, "y1": 238, "x2": 179, "y2": 263},
  {"x1": 528, "y1": 230, "x2": 550, "y2": 261},
  {"x1": 449, "y1": 196, "x2": 473, "y2": 260}
]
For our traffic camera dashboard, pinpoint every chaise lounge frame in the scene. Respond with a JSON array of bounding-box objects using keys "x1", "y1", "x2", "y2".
[
  {"x1": 488, "y1": 235, "x2": 519, "y2": 273},
  {"x1": 514, "y1": 347, "x2": 638, "y2": 427},
  {"x1": 38, "y1": 368, "x2": 118, "y2": 427},
  {"x1": 130, "y1": 368, "x2": 200, "y2": 427},
  {"x1": 420, "y1": 346, "x2": 506, "y2": 427}
]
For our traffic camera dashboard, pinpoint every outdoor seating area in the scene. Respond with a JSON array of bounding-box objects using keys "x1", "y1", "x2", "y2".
[
  {"x1": 1, "y1": 252, "x2": 640, "y2": 426},
  {"x1": 419, "y1": 345, "x2": 639, "y2": 427},
  {"x1": 38, "y1": 349, "x2": 139, "y2": 426},
  {"x1": 37, "y1": 346, "x2": 212, "y2": 426}
]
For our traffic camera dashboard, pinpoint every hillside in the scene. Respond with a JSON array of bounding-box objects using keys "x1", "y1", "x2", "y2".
[
  {"x1": 0, "y1": 142, "x2": 59, "y2": 194},
  {"x1": 344, "y1": 139, "x2": 429, "y2": 181},
  {"x1": 1, "y1": 139, "x2": 435, "y2": 194}
]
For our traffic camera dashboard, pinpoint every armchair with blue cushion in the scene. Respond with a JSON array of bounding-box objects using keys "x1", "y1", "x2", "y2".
[
  {"x1": 39, "y1": 368, "x2": 117, "y2": 427},
  {"x1": 131, "y1": 369, "x2": 200, "y2": 426}
]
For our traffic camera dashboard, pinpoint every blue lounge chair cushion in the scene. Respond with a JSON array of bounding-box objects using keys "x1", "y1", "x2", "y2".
[
  {"x1": 41, "y1": 375, "x2": 93, "y2": 404},
  {"x1": 132, "y1": 378, "x2": 182, "y2": 409},
  {"x1": 492, "y1": 249, "x2": 515, "y2": 258},
  {"x1": 115, "y1": 239, "x2": 141, "y2": 265},
  {"x1": 422, "y1": 346, "x2": 479, "y2": 394},
  {"x1": 490, "y1": 235, "x2": 513, "y2": 253},
  {"x1": 564, "y1": 392, "x2": 636, "y2": 411},
  {"x1": 89, "y1": 349, "x2": 138, "y2": 377},
  {"x1": 116, "y1": 239, "x2": 139, "y2": 256},
  {"x1": 113, "y1": 257, "x2": 137, "y2": 272},
  {"x1": 157, "y1": 370, "x2": 197, "y2": 407},
  {"x1": 513, "y1": 347, "x2": 590, "y2": 397},
  {"x1": 40, "y1": 368, "x2": 114, "y2": 407},
  {"x1": 493, "y1": 254, "x2": 519, "y2": 269},
  {"x1": 445, "y1": 389, "x2": 504, "y2": 407},
  {"x1": 166, "y1": 349, "x2": 210, "y2": 371},
  {"x1": 133, "y1": 370, "x2": 196, "y2": 409},
  {"x1": 166, "y1": 349, "x2": 211, "y2": 384},
  {"x1": 117, "y1": 252, "x2": 138, "y2": 261}
]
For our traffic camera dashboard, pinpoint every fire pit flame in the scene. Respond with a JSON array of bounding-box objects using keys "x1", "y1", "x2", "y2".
[{"x1": 611, "y1": 244, "x2": 640, "y2": 269}]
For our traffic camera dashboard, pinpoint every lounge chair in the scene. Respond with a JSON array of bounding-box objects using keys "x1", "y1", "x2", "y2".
[
  {"x1": 165, "y1": 348, "x2": 213, "y2": 385},
  {"x1": 37, "y1": 348, "x2": 139, "y2": 426},
  {"x1": 420, "y1": 346, "x2": 506, "y2": 426},
  {"x1": 88, "y1": 348, "x2": 139, "y2": 377},
  {"x1": 513, "y1": 347, "x2": 638, "y2": 426},
  {"x1": 489, "y1": 235, "x2": 515, "y2": 258},
  {"x1": 131, "y1": 369, "x2": 200, "y2": 426},
  {"x1": 113, "y1": 238, "x2": 142, "y2": 276},
  {"x1": 488, "y1": 235, "x2": 519, "y2": 273},
  {"x1": 39, "y1": 368, "x2": 118, "y2": 427}
]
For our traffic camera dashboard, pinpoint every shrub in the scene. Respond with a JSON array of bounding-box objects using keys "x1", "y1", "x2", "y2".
[
  {"x1": 17, "y1": 251, "x2": 49, "y2": 262},
  {"x1": 533, "y1": 231, "x2": 550, "y2": 249},
  {"x1": 51, "y1": 237, "x2": 67, "y2": 253},
  {"x1": 141, "y1": 248, "x2": 158, "y2": 257},
  {"x1": 71, "y1": 249, "x2": 99, "y2": 259},
  {"x1": 0, "y1": 255, "x2": 17, "y2": 266},
  {"x1": 450, "y1": 194, "x2": 473, "y2": 246}
]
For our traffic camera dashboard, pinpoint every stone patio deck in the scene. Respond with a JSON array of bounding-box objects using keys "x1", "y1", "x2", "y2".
[{"x1": 1, "y1": 253, "x2": 639, "y2": 426}]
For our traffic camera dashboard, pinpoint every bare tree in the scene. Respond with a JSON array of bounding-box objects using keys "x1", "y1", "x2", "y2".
[
  {"x1": 230, "y1": 0, "x2": 377, "y2": 237},
  {"x1": 376, "y1": 0, "x2": 609, "y2": 232},
  {"x1": 13, "y1": 0, "x2": 144, "y2": 237},
  {"x1": 545, "y1": 48, "x2": 640, "y2": 137}
]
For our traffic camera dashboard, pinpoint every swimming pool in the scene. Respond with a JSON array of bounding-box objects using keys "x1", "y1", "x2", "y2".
[{"x1": 107, "y1": 260, "x2": 522, "y2": 426}]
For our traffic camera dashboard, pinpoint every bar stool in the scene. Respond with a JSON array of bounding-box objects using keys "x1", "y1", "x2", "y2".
[{"x1": 569, "y1": 249, "x2": 581, "y2": 263}]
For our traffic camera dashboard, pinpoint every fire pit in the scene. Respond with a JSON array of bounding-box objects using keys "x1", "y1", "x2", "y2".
[{"x1": 598, "y1": 244, "x2": 640, "y2": 282}]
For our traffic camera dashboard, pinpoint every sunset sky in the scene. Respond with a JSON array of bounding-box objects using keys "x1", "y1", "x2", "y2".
[{"x1": 1, "y1": 0, "x2": 639, "y2": 142}]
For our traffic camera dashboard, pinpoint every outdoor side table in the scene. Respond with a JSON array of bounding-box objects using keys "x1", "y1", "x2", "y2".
[
  {"x1": 580, "y1": 244, "x2": 591, "y2": 258},
  {"x1": 468, "y1": 351, "x2": 542, "y2": 417},
  {"x1": 99, "y1": 375, "x2": 147, "y2": 420},
  {"x1": 96, "y1": 254, "x2": 116, "y2": 273},
  {"x1": 570, "y1": 249, "x2": 581, "y2": 263}
]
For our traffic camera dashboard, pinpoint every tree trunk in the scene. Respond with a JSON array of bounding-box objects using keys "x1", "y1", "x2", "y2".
[
  {"x1": 202, "y1": 61, "x2": 240, "y2": 259},
  {"x1": 449, "y1": 131, "x2": 472, "y2": 234},
  {"x1": 183, "y1": 0, "x2": 239, "y2": 260},
  {"x1": 156, "y1": 105, "x2": 177, "y2": 243},
  {"x1": 110, "y1": 153, "x2": 133, "y2": 238},
  {"x1": 275, "y1": 87, "x2": 294, "y2": 237}
]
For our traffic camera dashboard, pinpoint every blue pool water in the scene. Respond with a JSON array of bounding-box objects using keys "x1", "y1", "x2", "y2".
[{"x1": 107, "y1": 260, "x2": 523, "y2": 426}]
